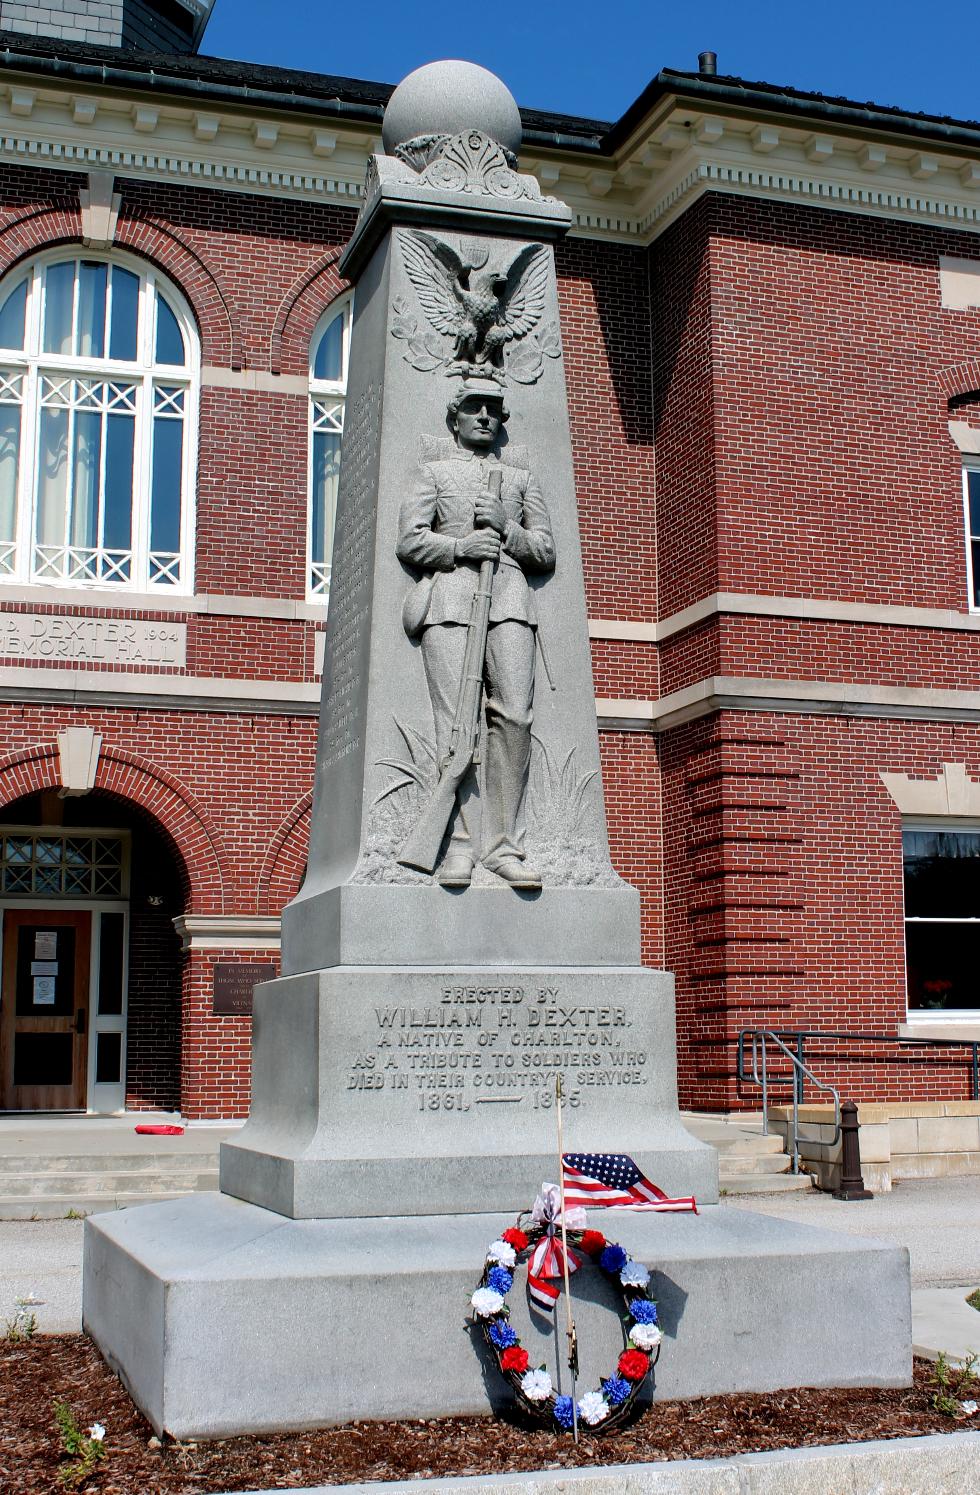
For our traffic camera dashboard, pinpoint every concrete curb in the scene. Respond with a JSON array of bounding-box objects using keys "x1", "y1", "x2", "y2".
[{"x1": 220, "y1": 1430, "x2": 980, "y2": 1495}]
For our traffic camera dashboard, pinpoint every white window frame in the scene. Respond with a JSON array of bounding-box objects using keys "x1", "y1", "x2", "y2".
[
  {"x1": 307, "y1": 295, "x2": 352, "y2": 602},
  {"x1": 0, "y1": 247, "x2": 200, "y2": 597},
  {"x1": 902, "y1": 817, "x2": 980, "y2": 1022},
  {"x1": 965, "y1": 460, "x2": 980, "y2": 614}
]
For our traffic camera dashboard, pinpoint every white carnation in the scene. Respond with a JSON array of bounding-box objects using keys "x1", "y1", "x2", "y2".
[
  {"x1": 962, "y1": 1400, "x2": 978, "y2": 1415},
  {"x1": 87, "y1": 1423, "x2": 106, "y2": 1442},
  {"x1": 620, "y1": 1261, "x2": 650, "y2": 1287},
  {"x1": 470, "y1": 1287, "x2": 504, "y2": 1318},
  {"x1": 577, "y1": 1391, "x2": 610, "y2": 1425},
  {"x1": 629, "y1": 1322, "x2": 663, "y2": 1350},
  {"x1": 486, "y1": 1240, "x2": 517, "y2": 1267},
  {"x1": 520, "y1": 1368, "x2": 553, "y2": 1402}
]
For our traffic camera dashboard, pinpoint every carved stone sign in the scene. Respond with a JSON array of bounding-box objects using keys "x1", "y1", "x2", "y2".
[
  {"x1": 211, "y1": 962, "x2": 275, "y2": 1017},
  {"x1": 348, "y1": 980, "x2": 649, "y2": 1114},
  {"x1": 0, "y1": 614, "x2": 187, "y2": 667}
]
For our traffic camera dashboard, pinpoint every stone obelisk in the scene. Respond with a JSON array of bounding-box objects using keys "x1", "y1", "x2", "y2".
[
  {"x1": 216, "y1": 57, "x2": 714, "y2": 1219},
  {"x1": 83, "y1": 61, "x2": 911, "y2": 1440}
]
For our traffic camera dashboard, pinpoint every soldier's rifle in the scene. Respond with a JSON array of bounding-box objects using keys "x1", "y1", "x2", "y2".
[{"x1": 397, "y1": 467, "x2": 502, "y2": 874}]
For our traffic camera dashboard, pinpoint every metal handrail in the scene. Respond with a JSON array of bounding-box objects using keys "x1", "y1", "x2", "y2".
[
  {"x1": 736, "y1": 1027, "x2": 980, "y2": 1104},
  {"x1": 743, "y1": 1030, "x2": 841, "y2": 1174}
]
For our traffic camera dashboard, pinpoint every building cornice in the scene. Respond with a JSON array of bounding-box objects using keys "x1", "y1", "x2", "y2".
[{"x1": 2, "y1": 74, "x2": 980, "y2": 246}]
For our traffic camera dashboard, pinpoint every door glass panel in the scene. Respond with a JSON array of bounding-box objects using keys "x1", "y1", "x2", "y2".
[
  {"x1": 15, "y1": 925, "x2": 76, "y2": 1016},
  {"x1": 154, "y1": 295, "x2": 185, "y2": 366},
  {"x1": 104, "y1": 412, "x2": 135, "y2": 551},
  {"x1": 95, "y1": 1032, "x2": 121, "y2": 1084},
  {"x1": 313, "y1": 312, "x2": 344, "y2": 382},
  {"x1": 43, "y1": 262, "x2": 75, "y2": 354},
  {"x1": 97, "y1": 912, "x2": 124, "y2": 1015},
  {"x1": 0, "y1": 279, "x2": 26, "y2": 350},
  {"x1": 77, "y1": 262, "x2": 107, "y2": 358},
  {"x1": 36, "y1": 406, "x2": 69, "y2": 546},
  {"x1": 14, "y1": 1032, "x2": 73, "y2": 1087},
  {"x1": 0, "y1": 400, "x2": 21, "y2": 546},
  {"x1": 108, "y1": 267, "x2": 139, "y2": 361}
]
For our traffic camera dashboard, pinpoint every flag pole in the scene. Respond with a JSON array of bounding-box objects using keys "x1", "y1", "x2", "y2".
[{"x1": 555, "y1": 1072, "x2": 579, "y2": 1443}]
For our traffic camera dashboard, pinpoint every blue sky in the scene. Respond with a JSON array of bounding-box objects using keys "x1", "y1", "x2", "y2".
[{"x1": 203, "y1": 0, "x2": 980, "y2": 129}]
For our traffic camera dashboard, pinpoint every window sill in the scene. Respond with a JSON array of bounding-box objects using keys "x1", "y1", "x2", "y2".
[{"x1": 900, "y1": 1019, "x2": 980, "y2": 1040}]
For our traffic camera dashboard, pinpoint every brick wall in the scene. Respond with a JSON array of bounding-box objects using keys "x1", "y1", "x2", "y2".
[{"x1": 2, "y1": 161, "x2": 980, "y2": 1116}]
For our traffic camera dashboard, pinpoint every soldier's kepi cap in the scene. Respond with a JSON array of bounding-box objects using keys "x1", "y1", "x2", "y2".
[{"x1": 451, "y1": 376, "x2": 507, "y2": 404}]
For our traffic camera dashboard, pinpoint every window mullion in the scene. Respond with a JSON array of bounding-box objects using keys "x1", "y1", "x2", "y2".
[{"x1": 134, "y1": 373, "x2": 152, "y2": 589}]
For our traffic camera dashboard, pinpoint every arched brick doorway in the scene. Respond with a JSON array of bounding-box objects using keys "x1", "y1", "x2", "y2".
[{"x1": 0, "y1": 786, "x2": 187, "y2": 1114}]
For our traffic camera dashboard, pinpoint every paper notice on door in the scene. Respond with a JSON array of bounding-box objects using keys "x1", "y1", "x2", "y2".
[
  {"x1": 32, "y1": 976, "x2": 56, "y2": 1005},
  {"x1": 34, "y1": 932, "x2": 57, "y2": 959},
  {"x1": 31, "y1": 961, "x2": 58, "y2": 977}
]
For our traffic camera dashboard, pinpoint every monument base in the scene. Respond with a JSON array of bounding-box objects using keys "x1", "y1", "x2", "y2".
[
  {"x1": 83, "y1": 1193, "x2": 911, "y2": 1440},
  {"x1": 217, "y1": 965, "x2": 719, "y2": 1217}
]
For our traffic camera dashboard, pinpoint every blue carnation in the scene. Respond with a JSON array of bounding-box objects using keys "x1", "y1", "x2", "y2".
[
  {"x1": 488, "y1": 1320, "x2": 517, "y2": 1349},
  {"x1": 486, "y1": 1266, "x2": 513, "y2": 1294},
  {"x1": 602, "y1": 1375, "x2": 631, "y2": 1406},
  {"x1": 628, "y1": 1298, "x2": 657, "y2": 1324},
  {"x1": 553, "y1": 1395, "x2": 575, "y2": 1428},
  {"x1": 599, "y1": 1244, "x2": 627, "y2": 1273}
]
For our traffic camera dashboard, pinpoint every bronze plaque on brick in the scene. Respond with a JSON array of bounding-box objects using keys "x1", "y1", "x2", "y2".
[{"x1": 211, "y1": 962, "x2": 276, "y2": 1017}]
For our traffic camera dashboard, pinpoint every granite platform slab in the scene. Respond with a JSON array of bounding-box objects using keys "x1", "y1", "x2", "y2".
[{"x1": 83, "y1": 1194, "x2": 911, "y2": 1440}]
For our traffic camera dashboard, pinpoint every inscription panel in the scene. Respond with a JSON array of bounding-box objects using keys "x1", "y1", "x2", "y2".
[
  {"x1": 0, "y1": 614, "x2": 186, "y2": 667},
  {"x1": 345, "y1": 982, "x2": 649, "y2": 1114}
]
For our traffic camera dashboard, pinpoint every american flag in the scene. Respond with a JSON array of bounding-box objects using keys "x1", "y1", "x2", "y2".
[{"x1": 562, "y1": 1153, "x2": 698, "y2": 1214}]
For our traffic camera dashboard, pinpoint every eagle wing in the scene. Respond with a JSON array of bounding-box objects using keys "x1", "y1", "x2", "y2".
[
  {"x1": 498, "y1": 244, "x2": 550, "y2": 341},
  {"x1": 400, "y1": 230, "x2": 466, "y2": 337}
]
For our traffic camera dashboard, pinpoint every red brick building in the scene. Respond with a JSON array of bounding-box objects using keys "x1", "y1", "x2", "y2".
[{"x1": 0, "y1": 7, "x2": 978, "y2": 1120}]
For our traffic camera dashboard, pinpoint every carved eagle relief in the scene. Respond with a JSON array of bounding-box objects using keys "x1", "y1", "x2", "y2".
[{"x1": 393, "y1": 230, "x2": 561, "y2": 385}]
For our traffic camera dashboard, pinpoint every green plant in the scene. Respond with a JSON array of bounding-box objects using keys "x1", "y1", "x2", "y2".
[
  {"x1": 63, "y1": 1208, "x2": 83, "y2": 1220},
  {"x1": 967, "y1": 1288, "x2": 980, "y2": 1313},
  {"x1": 53, "y1": 1401, "x2": 107, "y2": 1488},
  {"x1": 4, "y1": 1300, "x2": 38, "y2": 1341},
  {"x1": 929, "y1": 1349, "x2": 980, "y2": 1417}
]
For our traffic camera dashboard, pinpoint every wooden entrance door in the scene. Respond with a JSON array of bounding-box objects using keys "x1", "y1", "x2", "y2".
[{"x1": 0, "y1": 910, "x2": 91, "y2": 1110}]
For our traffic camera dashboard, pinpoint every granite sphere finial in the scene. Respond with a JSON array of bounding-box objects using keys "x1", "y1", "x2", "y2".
[{"x1": 382, "y1": 60, "x2": 522, "y2": 159}]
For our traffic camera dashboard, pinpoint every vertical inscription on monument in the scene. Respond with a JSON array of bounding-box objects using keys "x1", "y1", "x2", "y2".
[{"x1": 320, "y1": 383, "x2": 381, "y2": 774}]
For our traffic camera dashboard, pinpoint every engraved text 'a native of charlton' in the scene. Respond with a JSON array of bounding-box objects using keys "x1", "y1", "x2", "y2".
[{"x1": 392, "y1": 229, "x2": 562, "y2": 386}]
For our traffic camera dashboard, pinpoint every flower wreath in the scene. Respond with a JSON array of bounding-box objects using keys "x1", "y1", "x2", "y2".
[{"x1": 471, "y1": 1219, "x2": 661, "y2": 1432}]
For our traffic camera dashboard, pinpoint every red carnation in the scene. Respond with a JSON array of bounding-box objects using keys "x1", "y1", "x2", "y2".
[
  {"x1": 500, "y1": 1346, "x2": 529, "y2": 1373},
  {"x1": 618, "y1": 1349, "x2": 650, "y2": 1382},
  {"x1": 502, "y1": 1228, "x2": 529, "y2": 1251},
  {"x1": 580, "y1": 1230, "x2": 606, "y2": 1256}
]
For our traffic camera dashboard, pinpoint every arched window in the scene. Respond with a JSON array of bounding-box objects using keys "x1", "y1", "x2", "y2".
[
  {"x1": 308, "y1": 296, "x2": 351, "y2": 599},
  {"x1": 0, "y1": 251, "x2": 198, "y2": 592}
]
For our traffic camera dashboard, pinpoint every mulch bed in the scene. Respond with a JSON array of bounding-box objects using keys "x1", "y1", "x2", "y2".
[{"x1": 0, "y1": 1335, "x2": 971, "y2": 1495}]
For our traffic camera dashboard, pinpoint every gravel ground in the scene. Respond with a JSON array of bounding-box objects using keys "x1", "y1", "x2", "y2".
[{"x1": 720, "y1": 1175, "x2": 980, "y2": 1289}]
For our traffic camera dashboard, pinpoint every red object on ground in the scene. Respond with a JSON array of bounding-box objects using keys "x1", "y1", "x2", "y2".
[{"x1": 134, "y1": 1125, "x2": 184, "y2": 1135}]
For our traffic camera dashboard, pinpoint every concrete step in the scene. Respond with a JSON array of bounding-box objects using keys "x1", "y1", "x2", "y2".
[
  {"x1": 711, "y1": 1133, "x2": 786, "y2": 1156},
  {"x1": 719, "y1": 1172, "x2": 815, "y2": 1196},
  {"x1": 0, "y1": 1168, "x2": 218, "y2": 1198},
  {"x1": 718, "y1": 1152, "x2": 793, "y2": 1177},
  {"x1": 0, "y1": 1190, "x2": 204, "y2": 1220},
  {"x1": 0, "y1": 1150, "x2": 215, "y2": 1173}
]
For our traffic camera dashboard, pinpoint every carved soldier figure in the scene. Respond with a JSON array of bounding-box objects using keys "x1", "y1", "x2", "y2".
[{"x1": 396, "y1": 380, "x2": 555, "y2": 887}]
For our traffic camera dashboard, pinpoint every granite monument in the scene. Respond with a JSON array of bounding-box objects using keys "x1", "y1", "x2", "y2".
[{"x1": 83, "y1": 59, "x2": 912, "y2": 1438}]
